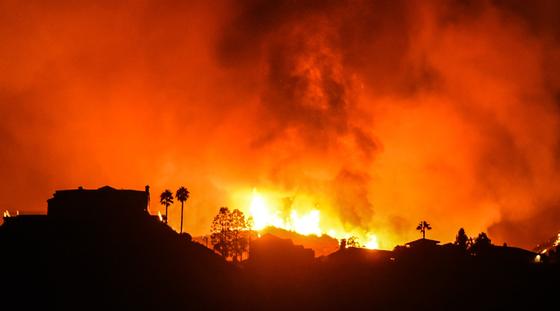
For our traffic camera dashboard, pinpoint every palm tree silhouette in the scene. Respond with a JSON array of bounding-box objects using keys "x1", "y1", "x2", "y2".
[
  {"x1": 416, "y1": 220, "x2": 432, "y2": 239},
  {"x1": 160, "y1": 190, "x2": 174, "y2": 224},
  {"x1": 176, "y1": 186, "x2": 190, "y2": 234}
]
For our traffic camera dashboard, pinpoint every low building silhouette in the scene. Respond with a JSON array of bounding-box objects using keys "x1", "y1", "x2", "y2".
[
  {"x1": 249, "y1": 234, "x2": 314, "y2": 267},
  {"x1": 405, "y1": 238, "x2": 440, "y2": 249},
  {"x1": 395, "y1": 238, "x2": 463, "y2": 263},
  {"x1": 48, "y1": 185, "x2": 149, "y2": 220},
  {"x1": 475, "y1": 244, "x2": 538, "y2": 263},
  {"x1": 326, "y1": 246, "x2": 394, "y2": 264}
]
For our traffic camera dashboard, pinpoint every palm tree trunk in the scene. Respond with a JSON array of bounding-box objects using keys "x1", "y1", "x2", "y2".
[
  {"x1": 180, "y1": 201, "x2": 184, "y2": 233},
  {"x1": 165, "y1": 205, "x2": 169, "y2": 224},
  {"x1": 422, "y1": 230, "x2": 425, "y2": 239}
]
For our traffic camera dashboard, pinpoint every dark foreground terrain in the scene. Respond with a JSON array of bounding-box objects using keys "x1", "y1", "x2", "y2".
[
  {"x1": 1, "y1": 187, "x2": 558, "y2": 310},
  {"x1": 2, "y1": 216, "x2": 559, "y2": 311}
]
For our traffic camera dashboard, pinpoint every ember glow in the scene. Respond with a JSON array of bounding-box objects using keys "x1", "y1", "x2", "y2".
[{"x1": 2, "y1": 0, "x2": 560, "y2": 249}]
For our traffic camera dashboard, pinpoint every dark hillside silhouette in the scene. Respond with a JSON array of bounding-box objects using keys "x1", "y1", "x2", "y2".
[
  {"x1": 1, "y1": 186, "x2": 559, "y2": 310},
  {"x1": 0, "y1": 186, "x2": 231, "y2": 310}
]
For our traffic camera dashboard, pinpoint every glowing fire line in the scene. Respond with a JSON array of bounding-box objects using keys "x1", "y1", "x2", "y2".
[{"x1": 248, "y1": 189, "x2": 379, "y2": 249}]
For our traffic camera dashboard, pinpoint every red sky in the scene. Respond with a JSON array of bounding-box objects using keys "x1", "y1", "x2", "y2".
[{"x1": 1, "y1": 0, "x2": 560, "y2": 248}]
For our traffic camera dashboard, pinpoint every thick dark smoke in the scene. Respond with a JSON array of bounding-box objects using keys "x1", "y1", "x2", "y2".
[{"x1": 1, "y1": 0, "x2": 560, "y2": 248}]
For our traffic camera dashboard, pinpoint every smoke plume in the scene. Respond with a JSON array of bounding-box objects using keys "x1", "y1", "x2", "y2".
[{"x1": 1, "y1": 0, "x2": 560, "y2": 248}]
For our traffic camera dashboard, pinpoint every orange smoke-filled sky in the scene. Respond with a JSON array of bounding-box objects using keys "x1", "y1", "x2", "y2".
[{"x1": 1, "y1": 0, "x2": 560, "y2": 248}]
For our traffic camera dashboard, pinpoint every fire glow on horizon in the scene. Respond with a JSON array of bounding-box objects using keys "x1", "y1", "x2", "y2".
[{"x1": 247, "y1": 189, "x2": 379, "y2": 249}]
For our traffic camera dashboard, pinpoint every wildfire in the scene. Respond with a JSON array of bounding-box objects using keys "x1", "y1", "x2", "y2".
[
  {"x1": 538, "y1": 232, "x2": 560, "y2": 254},
  {"x1": 249, "y1": 190, "x2": 322, "y2": 235},
  {"x1": 246, "y1": 189, "x2": 379, "y2": 249},
  {"x1": 364, "y1": 234, "x2": 379, "y2": 249}
]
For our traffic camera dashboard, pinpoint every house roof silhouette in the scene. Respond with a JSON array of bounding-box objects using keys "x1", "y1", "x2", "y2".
[
  {"x1": 47, "y1": 185, "x2": 148, "y2": 219},
  {"x1": 405, "y1": 238, "x2": 440, "y2": 248},
  {"x1": 249, "y1": 234, "x2": 315, "y2": 267},
  {"x1": 97, "y1": 185, "x2": 116, "y2": 191}
]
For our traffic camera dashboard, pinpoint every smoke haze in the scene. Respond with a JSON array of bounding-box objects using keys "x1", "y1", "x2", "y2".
[{"x1": 1, "y1": 0, "x2": 560, "y2": 248}]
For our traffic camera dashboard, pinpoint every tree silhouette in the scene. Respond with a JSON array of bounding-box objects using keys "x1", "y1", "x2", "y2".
[
  {"x1": 230, "y1": 209, "x2": 249, "y2": 262},
  {"x1": 211, "y1": 207, "x2": 232, "y2": 258},
  {"x1": 475, "y1": 232, "x2": 491, "y2": 245},
  {"x1": 416, "y1": 220, "x2": 432, "y2": 239},
  {"x1": 210, "y1": 207, "x2": 250, "y2": 261},
  {"x1": 176, "y1": 186, "x2": 190, "y2": 234},
  {"x1": 455, "y1": 228, "x2": 469, "y2": 251},
  {"x1": 160, "y1": 190, "x2": 174, "y2": 224},
  {"x1": 339, "y1": 238, "x2": 347, "y2": 250},
  {"x1": 471, "y1": 232, "x2": 492, "y2": 255}
]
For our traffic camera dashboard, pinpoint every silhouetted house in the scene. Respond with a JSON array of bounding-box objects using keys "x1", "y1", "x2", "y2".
[
  {"x1": 477, "y1": 245, "x2": 538, "y2": 263},
  {"x1": 393, "y1": 238, "x2": 443, "y2": 262},
  {"x1": 326, "y1": 247, "x2": 394, "y2": 264},
  {"x1": 2, "y1": 186, "x2": 155, "y2": 231},
  {"x1": 1, "y1": 186, "x2": 152, "y2": 234},
  {"x1": 249, "y1": 234, "x2": 314, "y2": 268},
  {"x1": 47, "y1": 186, "x2": 149, "y2": 221},
  {"x1": 405, "y1": 238, "x2": 440, "y2": 249}
]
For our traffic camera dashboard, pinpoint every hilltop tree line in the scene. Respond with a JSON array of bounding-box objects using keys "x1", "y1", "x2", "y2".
[
  {"x1": 157, "y1": 188, "x2": 536, "y2": 262},
  {"x1": 340, "y1": 220, "x2": 497, "y2": 257},
  {"x1": 413, "y1": 220, "x2": 495, "y2": 255},
  {"x1": 454, "y1": 227, "x2": 493, "y2": 254}
]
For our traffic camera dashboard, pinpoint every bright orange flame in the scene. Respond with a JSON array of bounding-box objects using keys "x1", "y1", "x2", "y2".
[
  {"x1": 364, "y1": 234, "x2": 379, "y2": 249},
  {"x1": 246, "y1": 189, "x2": 379, "y2": 249},
  {"x1": 554, "y1": 233, "x2": 560, "y2": 247},
  {"x1": 249, "y1": 189, "x2": 322, "y2": 235}
]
